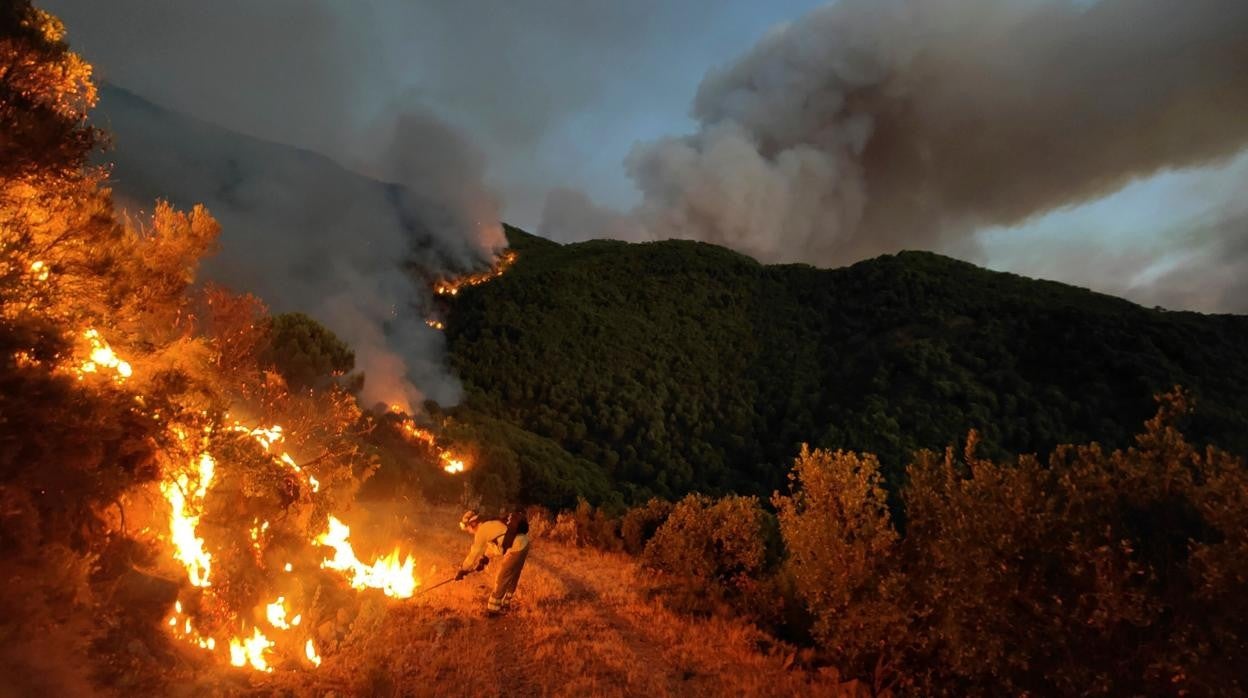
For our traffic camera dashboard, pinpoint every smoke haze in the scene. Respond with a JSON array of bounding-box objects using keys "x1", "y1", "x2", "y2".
[{"x1": 96, "y1": 86, "x2": 502, "y2": 410}]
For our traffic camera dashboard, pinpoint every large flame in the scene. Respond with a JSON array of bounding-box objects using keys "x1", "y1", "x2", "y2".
[
  {"x1": 265, "y1": 596, "x2": 301, "y2": 630},
  {"x1": 52, "y1": 283, "x2": 444, "y2": 673},
  {"x1": 315, "y1": 516, "x2": 418, "y2": 599},
  {"x1": 155, "y1": 416, "x2": 420, "y2": 671},
  {"x1": 149, "y1": 405, "x2": 419, "y2": 669},
  {"x1": 441, "y1": 453, "x2": 466, "y2": 474},
  {"x1": 161, "y1": 449, "x2": 215, "y2": 587}
]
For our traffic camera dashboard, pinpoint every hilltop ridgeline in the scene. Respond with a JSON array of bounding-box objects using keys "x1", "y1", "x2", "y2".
[{"x1": 441, "y1": 227, "x2": 1248, "y2": 508}]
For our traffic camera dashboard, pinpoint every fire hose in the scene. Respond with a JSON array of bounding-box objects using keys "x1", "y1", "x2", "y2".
[
  {"x1": 413, "y1": 556, "x2": 489, "y2": 598},
  {"x1": 413, "y1": 574, "x2": 459, "y2": 598}
]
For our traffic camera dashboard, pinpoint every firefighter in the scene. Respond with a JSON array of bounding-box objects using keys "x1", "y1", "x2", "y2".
[{"x1": 455, "y1": 509, "x2": 529, "y2": 615}]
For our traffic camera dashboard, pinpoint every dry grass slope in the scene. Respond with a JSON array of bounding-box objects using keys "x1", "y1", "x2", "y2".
[{"x1": 237, "y1": 505, "x2": 848, "y2": 697}]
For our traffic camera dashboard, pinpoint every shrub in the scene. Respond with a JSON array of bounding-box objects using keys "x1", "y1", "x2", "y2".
[
  {"x1": 621, "y1": 498, "x2": 673, "y2": 555},
  {"x1": 523, "y1": 505, "x2": 555, "y2": 539},
  {"x1": 903, "y1": 393, "x2": 1246, "y2": 695},
  {"x1": 642, "y1": 494, "x2": 772, "y2": 614},
  {"x1": 546, "y1": 510, "x2": 579, "y2": 544},
  {"x1": 260, "y1": 312, "x2": 356, "y2": 391},
  {"x1": 773, "y1": 446, "x2": 907, "y2": 690}
]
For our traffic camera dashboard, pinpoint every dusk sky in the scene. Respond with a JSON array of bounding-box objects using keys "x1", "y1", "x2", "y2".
[{"x1": 46, "y1": 0, "x2": 1248, "y2": 313}]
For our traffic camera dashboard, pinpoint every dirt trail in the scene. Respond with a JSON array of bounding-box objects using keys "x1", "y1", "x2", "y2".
[{"x1": 264, "y1": 505, "x2": 842, "y2": 697}]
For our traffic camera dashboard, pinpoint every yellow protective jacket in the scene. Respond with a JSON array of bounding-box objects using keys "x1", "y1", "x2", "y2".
[{"x1": 461, "y1": 519, "x2": 529, "y2": 572}]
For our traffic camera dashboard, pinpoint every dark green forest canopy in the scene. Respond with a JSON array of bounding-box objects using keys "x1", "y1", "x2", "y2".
[{"x1": 441, "y1": 225, "x2": 1248, "y2": 508}]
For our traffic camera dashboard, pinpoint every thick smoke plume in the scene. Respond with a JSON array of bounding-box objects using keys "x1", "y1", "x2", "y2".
[
  {"x1": 544, "y1": 0, "x2": 1248, "y2": 267},
  {"x1": 97, "y1": 86, "x2": 504, "y2": 411}
]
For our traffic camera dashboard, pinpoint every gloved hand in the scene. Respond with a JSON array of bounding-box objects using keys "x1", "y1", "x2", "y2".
[
  {"x1": 475, "y1": 556, "x2": 490, "y2": 572},
  {"x1": 454, "y1": 569, "x2": 468, "y2": 581}
]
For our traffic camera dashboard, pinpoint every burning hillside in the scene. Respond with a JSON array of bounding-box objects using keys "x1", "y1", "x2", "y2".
[
  {"x1": 0, "y1": 4, "x2": 511, "y2": 689},
  {"x1": 433, "y1": 250, "x2": 518, "y2": 297},
  {"x1": 13, "y1": 226, "x2": 496, "y2": 679}
]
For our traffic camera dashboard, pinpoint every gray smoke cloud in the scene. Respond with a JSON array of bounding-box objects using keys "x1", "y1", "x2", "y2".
[
  {"x1": 97, "y1": 86, "x2": 503, "y2": 411},
  {"x1": 975, "y1": 150, "x2": 1248, "y2": 314},
  {"x1": 544, "y1": 0, "x2": 1248, "y2": 269},
  {"x1": 44, "y1": 0, "x2": 804, "y2": 230}
]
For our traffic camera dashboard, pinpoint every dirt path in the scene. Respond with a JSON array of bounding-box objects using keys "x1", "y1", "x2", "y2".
[{"x1": 265, "y1": 505, "x2": 842, "y2": 697}]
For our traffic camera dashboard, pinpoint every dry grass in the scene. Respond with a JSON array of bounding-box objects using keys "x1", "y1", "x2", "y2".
[{"x1": 224, "y1": 504, "x2": 852, "y2": 697}]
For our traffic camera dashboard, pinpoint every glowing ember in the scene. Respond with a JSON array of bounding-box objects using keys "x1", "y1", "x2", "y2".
[
  {"x1": 305, "y1": 639, "x2": 322, "y2": 667},
  {"x1": 433, "y1": 250, "x2": 517, "y2": 296},
  {"x1": 316, "y1": 516, "x2": 418, "y2": 598},
  {"x1": 425, "y1": 318, "x2": 445, "y2": 331},
  {"x1": 12, "y1": 351, "x2": 38, "y2": 368},
  {"x1": 229, "y1": 628, "x2": 275, "y2": 672},
  {"x1": 441, "y1": 454, "x2": 466, "y2": 474},
  {"x1": 265, "y1": 596, "x2": 292, "y2": 629},
  {"x1": 167, "y1": 602, "x2": 217, "y2": 651},
  {"x1": 78, "y1": 329, "x2": 132, "y2": 381},
  {"x1": 29, "y1": 260, "x2": 49, "y2": 281}
]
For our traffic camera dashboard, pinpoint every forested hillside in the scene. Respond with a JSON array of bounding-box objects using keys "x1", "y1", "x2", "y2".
[{"x1": 442, "y1": 227, "x2": 1248, "y2": 507}]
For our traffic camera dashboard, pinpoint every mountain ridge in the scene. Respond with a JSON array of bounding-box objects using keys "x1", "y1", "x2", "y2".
[{"x1": 442, "y1": 227, "x2": 1248, "y2": 507}]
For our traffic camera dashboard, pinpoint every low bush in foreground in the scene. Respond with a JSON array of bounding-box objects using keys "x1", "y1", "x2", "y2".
[
  {"x1": 549, "y1": 390, "x2": 1244, "y2": 695},
  {"x1": 773, "y1": 389, "x2": 1248, "y2": 695}
]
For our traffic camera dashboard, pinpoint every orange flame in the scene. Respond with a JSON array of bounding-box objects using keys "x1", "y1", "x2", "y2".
[
  {"x1": 161, "y1": 450, "x2": 215, "y2": 587},
  {"x1": 78, "y1": 329, "x2": 132, "y2": 381},
  {"x1": 265, "y1": 596, "x2": 299, "y2": 630},
  {"x1": 54, "y1": 315, "x2": 439, "y2": 671},
  {"x1": 229, "y1": 627, "x2": 275, "y2": 672},
  {"x1": 395, "y1": 416, "x2": 470, "y2": 475},
  {"x1": 433, "y1": 250, "x2": 517, "y2": 297},
  {"x1": 315, "y1": 516, "x2": 419, "y2": 598},
  {"x1": 441, "y1": 454, "x2": 466, "y2": 474}
]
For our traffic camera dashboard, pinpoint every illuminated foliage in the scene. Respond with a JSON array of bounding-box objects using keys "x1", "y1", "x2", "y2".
[
  {"x1": 1, "y1": 4, "x2": 389, "y2": 689},
  {"x1": 642, "y1": 493, "x2": 775, "y2": 615},
  {"x1": 768, "y1": 391, "x2": 1248, "y2": 695},
  {"x1": 0, "y1": 0, "x2": 99, "y2": 181},
  {"x1": 773, "y1": 447, "x2": 906, "y2": 688}
]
